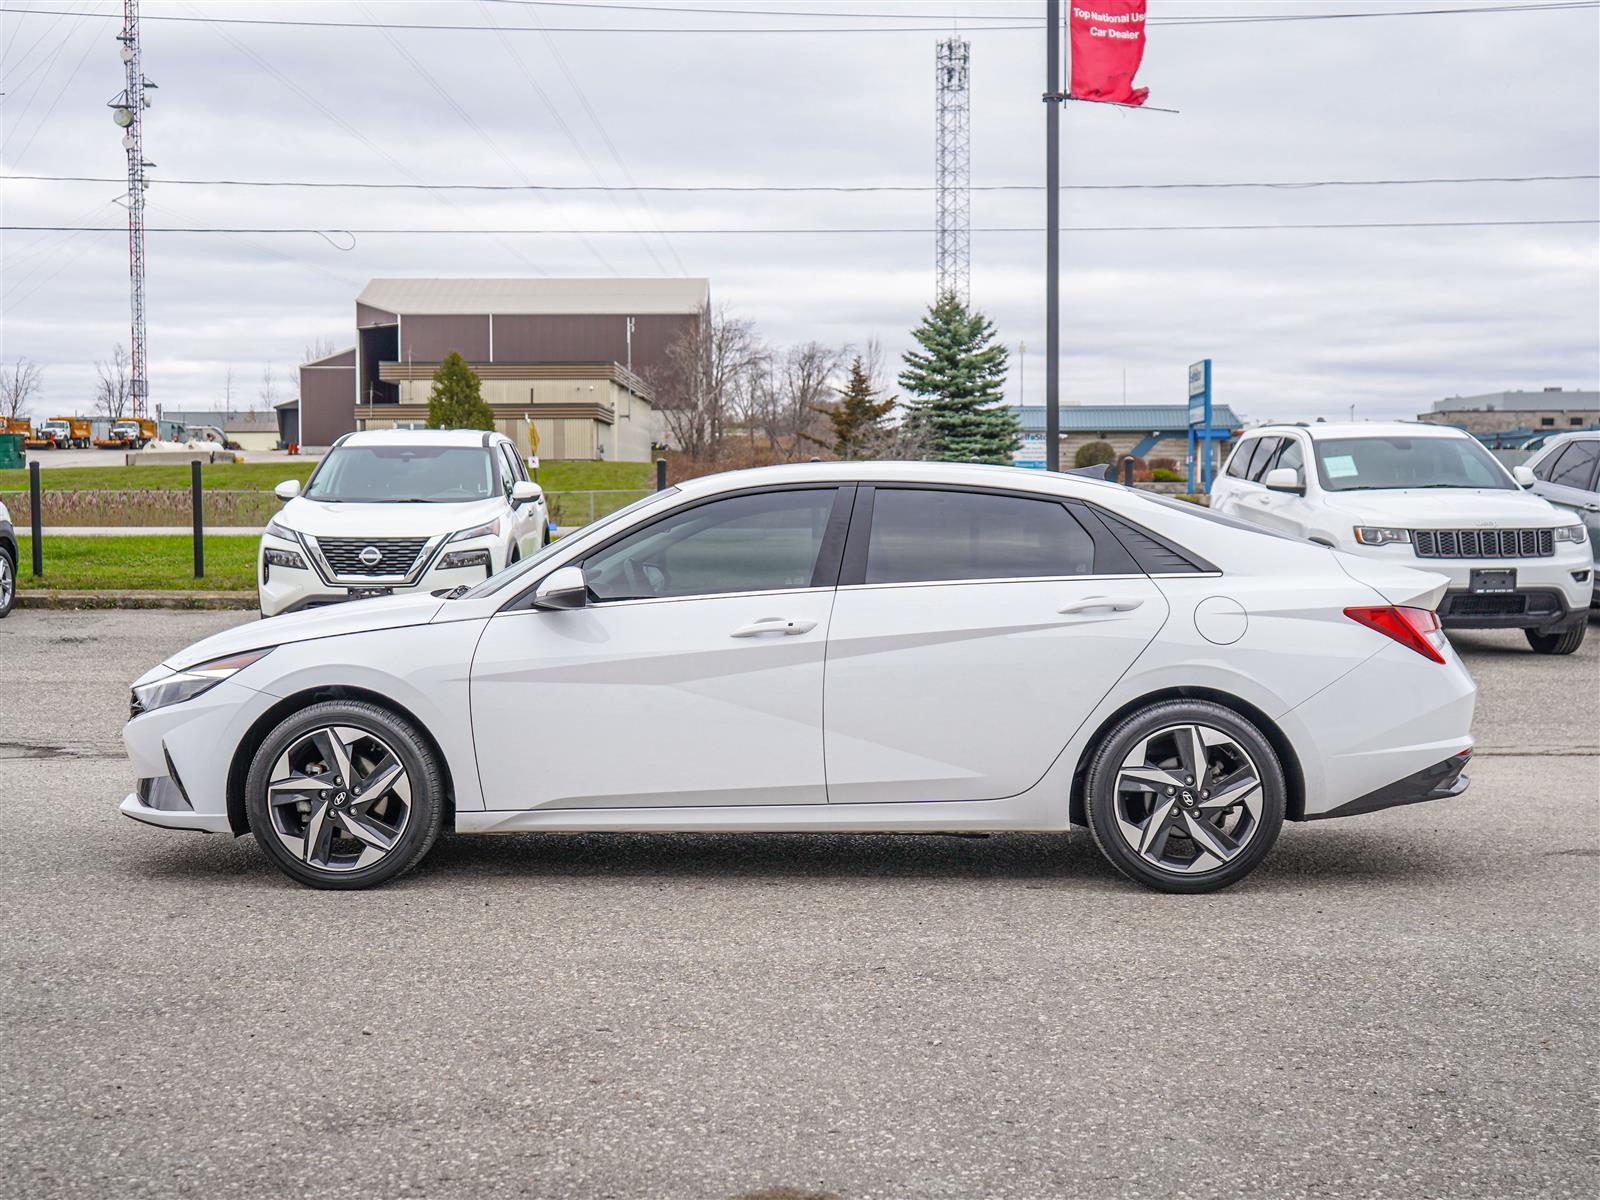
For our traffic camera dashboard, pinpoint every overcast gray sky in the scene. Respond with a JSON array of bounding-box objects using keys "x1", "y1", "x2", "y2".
[{"x1": 2, "y1": 0, "x2": 1597, "y2": 424}]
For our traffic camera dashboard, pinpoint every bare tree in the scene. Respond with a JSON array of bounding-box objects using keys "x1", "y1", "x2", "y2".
[
  {"x1": 94, "y1": 346, "x2": 132, "y2": 422},
  {"x1": 767, "y1": 341, "x2": 840, "y2": 459},
  {"x1": 303, "y1": 335, "x2": 340, "y2": 364},
  {"x1": 647, "y1": 303, "x2": 765, "y2": 463},
  {"x1": 259, "y1": 362, "x2": 278, "y2": 411},
  {"x1": 0, "y1": 358, "x2": 42, "y2": 422}
]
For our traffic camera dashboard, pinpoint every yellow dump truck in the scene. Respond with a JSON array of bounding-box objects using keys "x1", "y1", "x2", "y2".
[
  {"x1": 97, "y1": 417, "x2": 157, "y2": 449},
  {"x1": 26, "y1": 416, "x2": 93, "y2": 449}
]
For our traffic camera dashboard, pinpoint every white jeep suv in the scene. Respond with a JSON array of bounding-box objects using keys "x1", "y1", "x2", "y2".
[
  {"x1": 259, "y1": 429, "x2": 549, "y2": 617},
  {"x1": 1211, "y1": 421, "x2": 1590, "y2": 654}
]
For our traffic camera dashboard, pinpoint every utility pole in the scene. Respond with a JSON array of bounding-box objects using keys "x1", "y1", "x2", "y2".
[
  {"x1": 110, "y1": 0, "x2": 155, "y2": 419},
  {"x1": 935, "y1": 37, "x2": 971, "y2": 307},
  {"x1": 1043, "y1": 0, "x2": 1061, "y2": 471}
]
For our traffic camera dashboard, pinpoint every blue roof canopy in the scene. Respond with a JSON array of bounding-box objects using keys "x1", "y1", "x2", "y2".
[{"x1": 1012, "y1": 404, "x2": 1240, "y2": 435}]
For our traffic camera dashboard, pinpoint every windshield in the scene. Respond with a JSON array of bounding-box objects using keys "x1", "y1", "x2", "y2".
[
  {"x1": 461, "y1": 489, "x2": 676, "y2": 599},
  {"x1": 302, "y1": 444, "x2": 498, "y2": 503},
  {"x1": 1313, "y1": 435, "x2": 1513, "y2": 493}
]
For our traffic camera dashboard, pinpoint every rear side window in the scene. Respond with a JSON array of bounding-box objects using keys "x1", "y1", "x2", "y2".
[
  {"x1": 863, "y1": 489, "x2": 1096, "y2": 585},
  {"x1": 1545, "y1": 441, "x2": 1599, "y2": 490}
]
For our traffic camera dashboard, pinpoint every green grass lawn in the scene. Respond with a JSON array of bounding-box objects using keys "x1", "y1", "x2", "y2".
[
  {"x1": 0, "y1": 461, "x2": 318, "y2": 493},
  {"x1": 0, "y1": 458, "x2": 650, "y2": 494},
  {"x1": 16, "y1": 535, "x2": 258, "y2": 591}
]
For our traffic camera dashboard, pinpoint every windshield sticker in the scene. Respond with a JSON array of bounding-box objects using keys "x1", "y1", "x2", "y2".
[{"x1": 1323, "y1": 454, "x2": 1359, "y2": 479}]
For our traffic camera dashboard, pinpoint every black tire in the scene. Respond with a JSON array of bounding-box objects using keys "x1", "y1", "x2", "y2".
[
  {"x1": 1083, "y1": 700, "x2": 1286, "y2": 894},
  {"x1": 1526, "y1": 622, "x2": 1586, "y2": 655},
  {"x1": 0, "y1": 546, "x2": 15, "y2": 619},
  {"x1": 245, "y1": 700, "x2": 444, "y2": 890}
]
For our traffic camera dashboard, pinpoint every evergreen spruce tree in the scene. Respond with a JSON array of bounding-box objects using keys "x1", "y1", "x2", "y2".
[
  {"x1": 425, "y1": 351, "x2": 495, "y2": 431},
  {"x1": 897, "y1": 293, "x2": 1018, "y2": 463},
  {"x1": 828, "y1": 355, "x2": 897, "y2": 458}
]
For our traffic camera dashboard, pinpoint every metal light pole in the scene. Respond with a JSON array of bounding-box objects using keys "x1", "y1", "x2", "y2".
[{"x1": 1044, "y1": 0, "x2": 1061, "y2": 471}]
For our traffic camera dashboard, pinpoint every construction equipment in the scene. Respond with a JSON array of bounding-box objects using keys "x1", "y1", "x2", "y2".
[
  {"x1": 27, "y1": 417, "x2": 93, "y2": 450},
  {"x1": 2, "y1": 417, "x2": 32, "y2": 440},
  {"x1": 97, "y1": 417, "x2": 156, "y2": 449}
]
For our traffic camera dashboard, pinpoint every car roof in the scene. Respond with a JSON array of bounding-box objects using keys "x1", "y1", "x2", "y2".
[
  {"x1": 338, "y1": 428, "x2": 504, "y2": 448},
  {"x1": 1243, "y1": 421, "x2": 1467, "y2": 441},
  {"x1": 671, "y1": 459, "x2": 1129, "y2": 502}
]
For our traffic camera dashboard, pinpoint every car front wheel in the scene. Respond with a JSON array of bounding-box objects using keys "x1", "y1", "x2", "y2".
[
  {"x1": 245, "y1": 701, "x2": 444, "y2": 889},
  {"x1": 0, "y1": 549, "x2": 15, "y2": 618},
  {"x1": 1525, "y1": 622, "x2": 1586, "y2": 655},
  {"x1": 1084, "y1": 700, "x2": 1286, "y2": 894}
]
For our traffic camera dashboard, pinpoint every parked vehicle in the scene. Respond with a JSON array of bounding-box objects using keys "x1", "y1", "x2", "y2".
[
  {"x1": 1210, "y1": 422, "x2": 1590, "y2": 654},
  {"x1": 97, "y1": 417, "x2": 156, "y2": 449},
  {"x1": 126, "y1": 461, "x2": 1476, "y2": 893},
  {"x1": 0, "y1": 499, "x2": 16, "y2": 619},
  {"x1": 184, "y1": 424, "x2": 241, "y2": 450},
  {"x1": 257, "y1": 428, "x2": 550, "y2": 617},
  {"x1": 1523, "y1": 431, "x2": 1600, "y2": 607},
  {"x1": 27, "y1": 417, "x2": 92, "y2": 450},
  {"x1": 3, "y1": 417, "x2": 32, "y2": 440}
]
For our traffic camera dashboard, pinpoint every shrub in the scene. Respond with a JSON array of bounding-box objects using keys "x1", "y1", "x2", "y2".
[
  {"x1": 1074, "y1": 440, "x2": 1117, "y2": 468},
  {"x1": 1151, "y1": 467, "x2": 1184, "y2": 483}
]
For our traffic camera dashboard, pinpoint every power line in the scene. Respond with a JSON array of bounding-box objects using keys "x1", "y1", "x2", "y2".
[
  {"x1": 7, "y1": 218, "x2": 1594, "y2": 235},
  {"x1": 1, "y1": 2, "x2": 1594, "y2": 35},
  {"x1": 5, "y1": 172, "x2": 1595, "y2": 193}
]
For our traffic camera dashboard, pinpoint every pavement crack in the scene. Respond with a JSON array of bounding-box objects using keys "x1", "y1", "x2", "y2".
[{"x1": 0, "y1": 740, "x2": 122, "y2": 761}]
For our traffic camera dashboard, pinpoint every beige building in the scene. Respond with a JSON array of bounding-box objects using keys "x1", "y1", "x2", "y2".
[
  {"x1": 297, "y1": 277, "x2": 707, "y2": 458},
  {"x1": 1419, "y1": 388, "x2": 1599, "y2": 439}
]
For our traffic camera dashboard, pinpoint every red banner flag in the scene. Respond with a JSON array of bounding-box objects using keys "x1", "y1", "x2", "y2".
[{"x1": 1069, "y1": 1, "x2": 1150, "y2": 107}]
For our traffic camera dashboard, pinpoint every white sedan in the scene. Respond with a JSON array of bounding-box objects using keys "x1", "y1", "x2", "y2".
[{"x1": 124, "y1": 462, "x2": 1476, "y2": 893}]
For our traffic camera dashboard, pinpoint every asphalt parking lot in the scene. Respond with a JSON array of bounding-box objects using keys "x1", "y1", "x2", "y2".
[{"x1": 2, "y1": 609, "x2": 1596, "y2": 1199}]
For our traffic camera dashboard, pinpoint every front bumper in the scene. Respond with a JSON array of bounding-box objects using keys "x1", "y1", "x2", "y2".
[
  {"x1": 1436, "y1": 587, "x2": 1583, "y2": 632},
  {"x1": 1307, "y1": 750, "x2": 1472, "y2": 821},
  {"x1": 258, "y1": 532, "x2": 501, "y2": 617},
  {"x1": 120, "y1": 792, "x2": 232, "y2": 833},
  {"x1": 1340, "y1": 540, "x2": 1590, "y2": 629}
]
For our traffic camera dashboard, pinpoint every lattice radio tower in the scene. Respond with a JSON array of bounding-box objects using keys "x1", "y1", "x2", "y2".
[
  {"x1": 935, "y1": 37, "x2": 971, "y2": 307},
  {"x1": 109, "y1": 0, "x2": 156, "y2": 418}
]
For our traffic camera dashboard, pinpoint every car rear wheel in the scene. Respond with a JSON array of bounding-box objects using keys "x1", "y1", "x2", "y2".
[
  {"x1": 1084, "y1": 700, "x2": 1286, "y2": 894},
  {"x1": 245, "y1": 701, "x2": 443, "y2": 889}
]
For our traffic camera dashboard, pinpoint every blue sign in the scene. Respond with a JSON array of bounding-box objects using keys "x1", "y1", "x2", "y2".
[{"x1": 1187, "y1": 359, "x2": 1217, "y2": 493}]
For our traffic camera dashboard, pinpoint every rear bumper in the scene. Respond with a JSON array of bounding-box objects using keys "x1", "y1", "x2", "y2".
[{"x1": 1306, "y1": 750, "x2": 1471, "y2": 820}]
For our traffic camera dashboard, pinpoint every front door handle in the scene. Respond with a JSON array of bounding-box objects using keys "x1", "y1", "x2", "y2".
[
  {"x1": 730, "y1": 616, "x2": 818, "y2": 638},
  {"x1": 1058, "y1": 596, "x2": 1145, "y2": 615}
]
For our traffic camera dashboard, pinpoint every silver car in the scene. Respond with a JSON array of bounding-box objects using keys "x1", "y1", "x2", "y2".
[{"x1": 1524, "y1": 431, "x2": 1600, "y2": 606}]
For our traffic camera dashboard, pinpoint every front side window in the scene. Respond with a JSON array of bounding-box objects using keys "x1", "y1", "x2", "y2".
[
  {"x1": 584, "y1": 489, "x2": 837, "y2": 602},
  {"x1": 863, "y1": 489, "x2": 1096, "y2": 585},
  {"x1": 303, "y1": 445, "x2": 497, "y2": 503},
  {"x1": 1275, "y1": 439, "x2": 1305, "y2": 478},
  {"x1": 1546, "y1": 440, "x2": 1598, "y2": 489},
  {"x1": 1312, "y1": 435, "x2": 1514, "y2": 492},
  {"x1": 1224, "y1": 439, "x2": 1257, "y2": 479},
  {"x1": 1245, "y1": 437, "x2": 1285, "y2": 482}
]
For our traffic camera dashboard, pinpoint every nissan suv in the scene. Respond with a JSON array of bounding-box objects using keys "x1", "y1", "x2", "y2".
[
  {"x1": 1210, "y1": 421, "x2": 1590, "y2": 654},
  {"x1": 259, "y1": 429, "x2": 549, "y2": 617}
]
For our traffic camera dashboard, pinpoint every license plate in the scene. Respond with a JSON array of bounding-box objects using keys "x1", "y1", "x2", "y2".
[
  {"x1": 347, "y1": 586, "x2": 394, "y2": 600},
  {"x1": 1469, "y1": 568, "x2": 1516, "y2": 593}
]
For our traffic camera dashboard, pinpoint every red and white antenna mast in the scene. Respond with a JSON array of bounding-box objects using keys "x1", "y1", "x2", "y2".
[{"x1": 110, "y1": 0, "x2": 156, "y2": 418}]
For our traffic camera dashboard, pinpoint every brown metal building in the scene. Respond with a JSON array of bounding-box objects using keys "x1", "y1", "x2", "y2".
[{"x1": 294, "y1": 277, "x2": 708, "y2": 456}]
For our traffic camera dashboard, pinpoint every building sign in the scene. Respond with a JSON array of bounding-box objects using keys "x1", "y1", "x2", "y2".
[
  {"x1": 1188, "y1": 359, "x2": 1211, "y2": 428},
  {"x1": 1013, "y1": 431, "x2": 1047, "y2": 470}
]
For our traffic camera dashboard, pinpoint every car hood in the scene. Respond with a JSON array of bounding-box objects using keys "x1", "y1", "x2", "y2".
[
  {"x1": 163, "y1": 592, "x2": 448, "y2": 672},
  {"x1": 275, "y1": 496, "x2": 505, "y2": 539},
  {"x1": 1323, "y1": 488, "x2": 1563, "y2": 528}
]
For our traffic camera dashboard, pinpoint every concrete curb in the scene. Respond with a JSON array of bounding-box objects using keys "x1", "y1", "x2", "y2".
[{"x1": 16, "y1": 590, "x2": 257, "y2": 611}]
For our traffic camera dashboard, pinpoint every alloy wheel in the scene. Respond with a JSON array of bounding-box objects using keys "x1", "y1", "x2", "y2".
[
  {"x1": 1111, "y1": 723, "x2": 1265, "y2": 876},
  {"x1": 0, "y1": 554, "x2": 13, "y2": 612},
  {"x1": 265, "y1": 725, "x2": 412, "y2": 873}
]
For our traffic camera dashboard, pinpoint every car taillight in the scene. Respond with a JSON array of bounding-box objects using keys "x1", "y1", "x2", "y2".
[{"x1": 1344, "y1": 606, "x2": 1447, "y2": 664}]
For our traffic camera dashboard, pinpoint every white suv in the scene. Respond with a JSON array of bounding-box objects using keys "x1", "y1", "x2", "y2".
[
  {"x1": 1210, "y1": 421, "x2": 1591, "y2": 654},
  {"x1": 259, "y1": 429, "x2": 549, "y2": 617}
]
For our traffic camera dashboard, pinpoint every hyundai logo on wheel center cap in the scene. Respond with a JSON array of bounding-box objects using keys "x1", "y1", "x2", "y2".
[{"x1": 358, "y1": 546, "x2": 382, "y2": 566}]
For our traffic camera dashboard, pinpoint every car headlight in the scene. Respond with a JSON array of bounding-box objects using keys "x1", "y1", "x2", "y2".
[
  {"x1": 131, "y1": 649, "x2": 274, "y2": 716},
  {"x1": 438, "y1": 548, "x2": 492, "y2": 570},
  {"x1": 264, "y1": 517, "x2": 298, "y2": 542},
  {"x1": 1354, "y1": 527, "x2": 1412, "y2": 546},
  {"x1": 450, "y1": 518, "x2": 501, "y2": 542},
  {"x1": 1554, "y1": 523, "x2": 1588, "y2": 544},
  {"x1": 263, "y1": 547, "x2": 307, "y2": 570}
]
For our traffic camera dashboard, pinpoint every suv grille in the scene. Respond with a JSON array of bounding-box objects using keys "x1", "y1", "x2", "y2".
[
  {"x1": 1413, "y1": 528, "x2": 1554, "y2": 559},
  {"x1": 316, "y1": 536, "x2": 429, "y2": 577}
]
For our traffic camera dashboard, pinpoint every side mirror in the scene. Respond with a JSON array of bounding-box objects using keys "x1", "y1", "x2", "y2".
[
  {"x1": 274, "y1": 479, "x2": 301, "y2": 501},
  {"x1": 511, "y1": 480, "x2": 541, "y2": 506},
  {"x1": 1263, "y1": 467, "x2": 1304, "y2": 495},
  {"x1": 532, "y1": 565, "x2": 587, "y2": 610},
  {"x1": 1513, "y1": 464, "x2": 1536, "y2": 489}
]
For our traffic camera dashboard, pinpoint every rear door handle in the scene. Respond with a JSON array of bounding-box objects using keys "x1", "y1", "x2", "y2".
[
  {"x1": 1058, "y1": 596, "x2": 1145, "y2": 615},
  {"x1": 730, "y1": 616, "x2": 818, "y2": 638}
]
